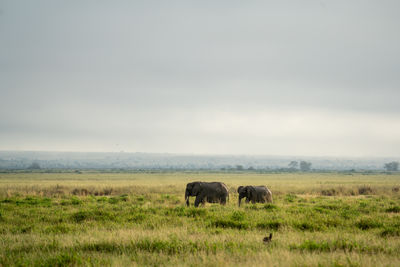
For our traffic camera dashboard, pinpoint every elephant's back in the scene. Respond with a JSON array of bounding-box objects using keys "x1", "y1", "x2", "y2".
[
  {"x1": 220, "y1": 182, "x2": 229, "y2": 193},
  {"x1": 254, "y1": 186, "x2": 267, "y2": 192},
  {"x1": 207, "y1": 182, "x2": 229, "y2": 195}
]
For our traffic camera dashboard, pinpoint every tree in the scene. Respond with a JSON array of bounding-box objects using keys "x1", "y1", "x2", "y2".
[
  {"x1": 288, "y1": 161, "x2": 298, "y2": 170},
  {"x1": 28, "y1": 162, "x2": 41, "y2": 169},
  {"x1": 236, "y1": 165, "x2": 244, "y2": 171},
  {"x1": 384, "y1": 161, "x2": 399, "y2": 171},
  {"x1": 300, "y1": 161, "x2": 312, "y2": 172}
]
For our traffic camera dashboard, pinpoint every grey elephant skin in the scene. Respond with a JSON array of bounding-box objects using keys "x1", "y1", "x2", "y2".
[
  {"x1": 237, "y1": 186, "x2": 272, "y2": 206},
  {"x1": 185, "y1": 182, "x2": 229, "y2": 207}
]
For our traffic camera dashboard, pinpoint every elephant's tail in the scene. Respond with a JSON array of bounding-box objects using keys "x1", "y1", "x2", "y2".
[{"x1": 225, "y1": 184, "x2": 230, "y2": 202}]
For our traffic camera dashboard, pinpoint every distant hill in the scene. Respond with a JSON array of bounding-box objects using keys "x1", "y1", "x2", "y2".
[{"x1": 0, "y1": 151, "x2": 397, "y2": 171}]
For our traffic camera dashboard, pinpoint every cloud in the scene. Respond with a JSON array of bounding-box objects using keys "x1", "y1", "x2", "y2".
[{"x1": 0, "y1": 1, "x2": 399, "y2": 156}]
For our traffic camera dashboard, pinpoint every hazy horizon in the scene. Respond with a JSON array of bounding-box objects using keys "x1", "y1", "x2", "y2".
[
  {"x1": 1, "y1": 150, "x2": 398, "y2": 171},
  {"x1": 0, "y1": 149, "x2": 398, "y2": 161},
  {"x1": 1, "y1": 1, "x2": 400, "y2": 157}
]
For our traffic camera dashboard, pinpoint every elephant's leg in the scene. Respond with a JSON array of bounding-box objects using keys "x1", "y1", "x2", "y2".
[
  {"x1": 195, "y1": 195, "x2": 204, "y2": 207},
  {"x1": 220, "y1": 196, "x2": 227, "y2": 205},
  {"x1": 245, "y1": 198, "x2": 250, "y2": 204},
  {"x1": 194, "y1": 196, "x2": 201, "y2": 207}
]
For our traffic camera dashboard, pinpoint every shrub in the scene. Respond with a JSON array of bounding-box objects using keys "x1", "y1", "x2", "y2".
[
  {"x1": 129, "y1": 213, "x2": 147, "y2": 223},
  {"x1": 71, "y1": 210, "x2": 114, "y2": 223},
  {"x1": 263, "y1": 203, "x2": 278, "y2": 210},
  {"x1": 256, "y1": 221, "x2": 282, "y2": 230},
  {"x1": 290, "y1": 240, "x2": 331, "y2": 252},
  {"x1": 314, "y1": 204, "x2": 342, "y2": 214},
  {"x1": 108, "y1": 197, "x2": 119, "y2": 204},
  {"x1": 185, "y1": 208, "x2": 207, "y2": 218},
  {"x1": 213, "y1": 219, "x2": 249, "y2": 229},
  {"x1": 355, "y1": 218, "x2": 383, "y2": 230},
  {"x1": 14, "y1": 197, "x2": 52, "y2": 207},
  {"x1": 134, "y1": 238, "x2": 186, "y2": 255},
  {"x1": 39, "y1": 252, "x2": 82, "y2": 267},
  {"x1": 136, "y1": 196, "x2": 145, "y2": 202},
  {"x1": 285, "y1": 194, "x2": 297, "y2": 202},
  {"x1": 290, "y1": 239, "x2": 360, "y2": 253},
  {"x1": 44, "y1": 224, "x2": 71, "y2": 234},
  {"x1": 313, "y1": 207, "x2": 330, "y2": 214},
  {"x1": 164, "y1": 206, "x2": 185, "y2": 216},
  {"x1": 294, "y1": 221, "x2": 323, "y2": 232},
  {"x1": 15, "y1": 226, "x2": 33, "y2": 234},
  {"x1": 1, "y1": 198, "x2": 14, "y2": 204},
  {"x1": 245, "y1": 205, "x2": 259, "y2": 210},
  {"x1": 120, "y1": 194, "x2": 129, "y2": 202},
  {"x1": 71, "y1": 188, "x2": 89, "y2": 196},
  {"x1": 321, "y1": 188, "x2": 337, "y2": 196},
  {"x1": 380, "y1": 227, "x2": 400, "y2": 237},
  {"x1": 358, "y1": 186, "x2": 374, "y2": 195},
  {"x1": 324, "y1": 217, "x2": 342, "y2": 228},
  {"x1": 385, "y1": 206, "x2": 400, "y2": 213},
  {"x1": 340, "y1": 209, "x2": 359, "y2": 219},
  {"x1": 71, "y1": 211, "x2": 90, "y2": 223},
  {"x1": 97, "y1": 197, "x2": 108, "y2": 202},
  {"x1": 61, "y1": 197, "x2": 82, "y2": 206},
  {"x1": 71, "y1": 197, "x2": 82, "y2": 205},
  {"x1": 103, "y1": 187, "x2": 113, "y2": 195},
  {"x1": 172, "y1": 206, "x2": 184, "y2": 215},
  {"x1": 230, "y1": 211, "x2": 245, "y2": 221}
]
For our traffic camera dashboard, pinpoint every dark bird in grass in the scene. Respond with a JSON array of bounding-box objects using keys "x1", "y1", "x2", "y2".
[{"x1": 263, "y1": 233, "x2": 273, "y2": 243}]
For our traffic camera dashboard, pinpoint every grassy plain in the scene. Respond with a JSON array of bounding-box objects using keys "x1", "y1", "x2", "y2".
[{"x1": 0, "y1": 171, "x2": 399, "y2": 266}]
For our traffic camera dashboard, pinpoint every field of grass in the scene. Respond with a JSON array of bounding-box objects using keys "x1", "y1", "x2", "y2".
[{"x1": 0, "y1": 172, "x2": 399, "y2": 266}]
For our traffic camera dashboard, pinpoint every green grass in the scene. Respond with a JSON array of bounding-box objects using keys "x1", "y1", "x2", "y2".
[{"x1": 0, "y1": 172, "x2": 399, "y2": 266}]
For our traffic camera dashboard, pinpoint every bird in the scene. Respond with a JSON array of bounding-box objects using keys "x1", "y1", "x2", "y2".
[{"x1": 263, "y1": 233, "x2": 273, "y2": 243}]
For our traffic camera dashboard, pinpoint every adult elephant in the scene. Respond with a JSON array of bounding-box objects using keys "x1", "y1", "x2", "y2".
[
  {"x1": 185, "y1": 182, "x2": 229, "y2": 207},
  {"x1": 237, "y1": 185, "x2": 272, "y2": 206}
]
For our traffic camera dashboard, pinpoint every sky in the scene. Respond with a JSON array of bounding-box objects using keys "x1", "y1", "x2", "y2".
[{"x1": 1, "y1": 0, "x2": 400, "y2": 157}]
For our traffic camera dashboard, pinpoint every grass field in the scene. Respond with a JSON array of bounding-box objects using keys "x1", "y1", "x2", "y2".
[{"x1": 0, "y1": 172, "x2": 399, "y2": 266}]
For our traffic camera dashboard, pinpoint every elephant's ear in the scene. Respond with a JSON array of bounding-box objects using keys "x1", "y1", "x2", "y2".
[
  {"x1": 192, "y1": 182, "x2": 201, "y2": 195},
  {"x1": 248, "y1": 186, "x2": 255, "y2": 198},
  {"x1": 186, "y1": 182, "x2": 193, "y2": 191},
  {"x1": 237, "y1": 186, "x2": 244, "y2": 193}
]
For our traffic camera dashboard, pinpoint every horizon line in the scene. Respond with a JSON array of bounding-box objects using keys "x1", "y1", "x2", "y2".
[{"x1": 0, "y1": 149, "x2": 398, "y2": 159}]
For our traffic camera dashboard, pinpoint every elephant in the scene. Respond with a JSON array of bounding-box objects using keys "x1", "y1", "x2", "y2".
[
  {"x1": 237, "y1": 185, "x2": 272, "y2": 206},
  {"x1": 185, "y1": 181, "x2": 229, "y2": 207}
]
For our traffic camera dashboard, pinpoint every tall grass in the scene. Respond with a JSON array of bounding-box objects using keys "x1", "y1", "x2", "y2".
[{"x1": 0, "y1": 172, "x2": 399, "y2": 266}]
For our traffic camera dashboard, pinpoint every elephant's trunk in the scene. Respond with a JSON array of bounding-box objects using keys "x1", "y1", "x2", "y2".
[
  {"x1": 185, "y1": 190, "x2": 189, "y2": 206},
  {"x1": 238, "y1": 196, "x2": 243, "y2": 207}
]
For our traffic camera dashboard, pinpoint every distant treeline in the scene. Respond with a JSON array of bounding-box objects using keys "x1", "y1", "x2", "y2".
[{"x1": 0, "y1": 151, "x2": 398, "y2": 171}]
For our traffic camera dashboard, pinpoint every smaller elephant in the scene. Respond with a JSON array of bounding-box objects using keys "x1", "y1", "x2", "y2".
[
  {"x1": 185, "y1": 181, "x2": 229, "y2": 207},
  {"x1": 237, "y1": 185, "x2": 272, "y2": 206}
]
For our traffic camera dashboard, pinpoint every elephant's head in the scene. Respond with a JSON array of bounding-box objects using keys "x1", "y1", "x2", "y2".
[
  {"x1": 185, "y1": 182, "x2": 202, "y2": 206},
  {"x1": 237, "y1": 186, "x2": 251, "y2": 206}
]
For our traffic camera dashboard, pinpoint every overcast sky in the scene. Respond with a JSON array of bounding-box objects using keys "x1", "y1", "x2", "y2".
[{"x1": 1, "y1": 0, "x2": 399, "y2": 157}]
